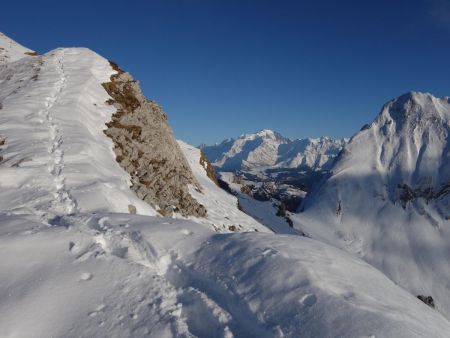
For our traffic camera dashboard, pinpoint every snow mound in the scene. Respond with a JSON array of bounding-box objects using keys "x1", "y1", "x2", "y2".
[{"x1": 1, "y1": 212, "x2": 450, "y2": 337}]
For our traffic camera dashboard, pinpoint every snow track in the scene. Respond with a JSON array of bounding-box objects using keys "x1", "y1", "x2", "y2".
[{"x1": 40, "y1": 49, "x2": 77, "y2": 214}]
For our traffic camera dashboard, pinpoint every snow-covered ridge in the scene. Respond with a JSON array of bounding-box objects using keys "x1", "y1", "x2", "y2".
[
  {"x1": 0, "y1": 44, "x2": 155, "y2": 216},
  {"x1": 298, "y1": 91, "x2": 450, "y2": 320},
  {"x1": 202, "y1": 129, "x2": 347, "y2": 172},
  {"x1": 0, "y1": 32, "x2": 35, "y2": 64}
]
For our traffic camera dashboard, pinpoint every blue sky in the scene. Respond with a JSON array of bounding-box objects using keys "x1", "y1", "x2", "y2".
[{"x1": 3, "y1": 0, "x2": 450, "y2": 145}]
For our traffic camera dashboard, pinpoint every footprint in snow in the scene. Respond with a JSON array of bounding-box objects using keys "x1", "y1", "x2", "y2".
[
  {"x1": 79, "y1": 272, "x2": 93, "y2": 281},
  {"x1": 262, "y1": 248, "x2": 277, "y2": 257},
  {"x1": 88, "y1": 304, "x2": 106, "y2": 317},
  {"x1": 300, "y1": 293, "x2": 317, "y2": 307},
  {"x1": 69, "y1": 241, "x2": 76, "y2": 252}
]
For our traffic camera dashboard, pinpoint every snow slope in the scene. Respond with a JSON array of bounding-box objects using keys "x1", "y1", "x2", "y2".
[
  {"x1": 202, "y1": 129, "x2": 346, "y2": 172},
  {"x1": 219, "y1": 172, "x2": 300, "y2": 235},
  {"x1": 2, "y1": 212, "x2": 450, "y2": 338},
  {"x1": 297, "y1": 91, "x2": 450, "y2": 319},
  {"x1": 2, "y1": 33, "x2": 450, "y2": 337},
  {"x1": 178, "y1": 141, "x2": 269, "y2": 233}
]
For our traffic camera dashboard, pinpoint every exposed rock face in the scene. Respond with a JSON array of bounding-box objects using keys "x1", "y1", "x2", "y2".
[
  {"x1": 417, "y1": 295, "x2": 435, "y2": 309},
  {"x1": 102, "y1": 62, "x2": 206, "y2": 217},
  {"x1": 199, "y1": 150, "x2": 218, "y2": 184}
]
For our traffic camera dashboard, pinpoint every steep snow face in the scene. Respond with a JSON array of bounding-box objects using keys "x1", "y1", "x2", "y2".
[
  {"x1": 298, "y1": 91, "x2": 450, "y2": 319},
  {"x1": 178, "y1": 141, "x2": 270, "y2": 233},
  {"x1": 0, "y1": 32, "x2": 35, "y2": 64},
  {"x1": 0, "y1": 45, "x2": 156, "y2": 216},
  {"x1": 202, "y1": 129, "x2": 346, "y2": 172},
  {"x1": 2, "y1": 213, "x2": 450, "y2": 338},
  {"x1": 277, "y1": 136, "x2": 347, "y2": 170}
]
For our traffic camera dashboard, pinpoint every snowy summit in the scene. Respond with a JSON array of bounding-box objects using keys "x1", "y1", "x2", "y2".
[{"x1": 298, "y1": 91, "x2": 450, "y2": 321}]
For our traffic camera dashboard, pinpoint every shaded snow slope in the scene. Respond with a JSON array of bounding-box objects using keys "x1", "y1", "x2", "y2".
[
  {"x1": 2, "y1": 212, "x2": 450, "y2": 338},
  {"x1": 178, "y1": 141, "x2": 270, "y2": 233},
  {"x1": 219, "y1": 172, "x2": 300, "y2": 235},
  {"x1": 202, "y1": 129, "x2": 346, "y2": 172},
  {"x1": 0, "y1": 46, "x2": 156, "y2": 216},
  {"x1": 298, "y1": 91, "x2": 450, "y2": 319}
]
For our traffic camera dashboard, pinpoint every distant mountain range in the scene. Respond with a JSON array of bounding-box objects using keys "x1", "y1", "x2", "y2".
[{"x1": 201, "y1": 129, "x2": 347, "y2": 173}]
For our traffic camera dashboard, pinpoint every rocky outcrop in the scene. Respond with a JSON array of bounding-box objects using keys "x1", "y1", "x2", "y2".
[
  {"x1": 102, "y1": 62, "x2": 206, "y2": 217},
  {"x1": 417, "y1": 295, "x2": 435, "y2": 309},
  {"x1": 398, "y1": 181, "x2": 450, "y2": 208},
  {"x1": 199, "y1": 150, "x2": 218, "y2": 184}
]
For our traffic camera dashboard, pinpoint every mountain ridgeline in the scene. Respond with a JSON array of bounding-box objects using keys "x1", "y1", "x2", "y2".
[{"x1": 202, "y1": 129, "x2": 347, "y2": 173}]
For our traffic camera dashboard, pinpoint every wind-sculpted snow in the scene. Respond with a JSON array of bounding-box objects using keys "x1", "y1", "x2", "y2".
[
  {"x1": 298, "y1": 91, "x2": 450, "y2": 320},
  {"x1": 1, "y1": 213, "x2": 450, "y2": 337}
]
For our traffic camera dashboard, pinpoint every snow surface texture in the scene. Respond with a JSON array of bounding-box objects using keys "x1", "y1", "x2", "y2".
[
  {"x1": 3, "y1": 213, "x2": 450, "y2": 338},
  {"x1": 2, "y1": 32, "x2": 450, "y2": 337},
  {"x1": 202, "y1": 129, "x2": 347, "y2": 172},
  {"x1": 298, "y1": 92, "x2": 450, "y2": 320}
]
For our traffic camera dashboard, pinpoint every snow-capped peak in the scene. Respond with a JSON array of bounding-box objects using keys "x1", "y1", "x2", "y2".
[
  {"x1": 254, "y1": 128, "x2": 286, "y2": 140},
  {"x1": 298, "y1": 90, "x2": 450, "y2": 320},
  {"x1": 377, "y1": 91, "x2": 450, "y2": 125}
]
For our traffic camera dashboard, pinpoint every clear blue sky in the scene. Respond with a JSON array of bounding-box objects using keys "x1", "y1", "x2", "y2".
[{"x1": 2, "y1": 0, "x2": 450, "y2": 145}]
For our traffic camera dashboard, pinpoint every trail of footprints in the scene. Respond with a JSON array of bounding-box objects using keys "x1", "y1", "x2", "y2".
[
  {"x1": 33, "y1": 52, "x2": 259, "y2": 337},
  {"x1": 38, "y1": 49, "x2": 77, "y2": 214}
]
